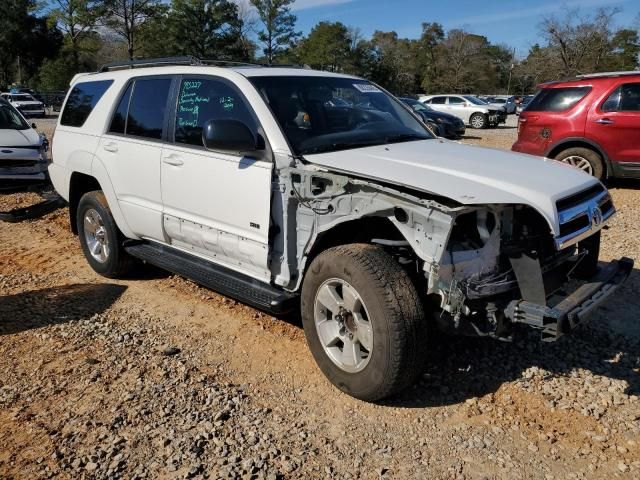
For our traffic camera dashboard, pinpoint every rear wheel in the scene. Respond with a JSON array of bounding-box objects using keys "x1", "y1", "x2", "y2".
[
  {"x1": 470, "y1": 113, "x2": 487, "y2": 129},
  {"x1": 301, "y1": 244, "x2": 427, "y2": 401},
  {"x1": 555, "y1": 147, "x2": 604, "y2": 180},
  {"x1": 77, "y1": 191, "x2": 134, "y2": 278}
]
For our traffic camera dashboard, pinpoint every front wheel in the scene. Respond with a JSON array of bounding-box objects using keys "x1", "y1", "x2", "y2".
[
  {"x1": 301, "y1": 244, "x2": 427, "y2": 401},
  {"x1": 469, "y1": 113, "x2": 487, "y2": 129},
  {"x1": 77, "y1": 191, "x2": 134, "y2": 278}
]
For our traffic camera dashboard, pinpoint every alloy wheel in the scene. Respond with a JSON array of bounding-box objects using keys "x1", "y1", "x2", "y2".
[{"x1": 313, "y1": 278, "x2": 373, "y2": 373}]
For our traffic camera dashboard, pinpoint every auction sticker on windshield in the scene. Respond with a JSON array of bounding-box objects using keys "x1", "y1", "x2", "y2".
[{"x1": 354, "y1": 83, "x2": 382, "y2": 93}]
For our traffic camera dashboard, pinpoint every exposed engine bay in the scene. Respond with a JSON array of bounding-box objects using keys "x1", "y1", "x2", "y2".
[{"x1": 271, "y1": 165, "x2": 631, "y2": 342}]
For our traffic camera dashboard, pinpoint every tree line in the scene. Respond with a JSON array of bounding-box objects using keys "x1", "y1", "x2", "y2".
[{"x1": 1, "y1": 0, "x2": 638, "y2": 95}]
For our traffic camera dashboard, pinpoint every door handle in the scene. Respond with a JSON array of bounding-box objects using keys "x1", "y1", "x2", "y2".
[
  {"x1": 163, "y1": 155, "x2": 184, "y2": 167},
  {"x1": 103, "y1": 142, "x2": 118, "y2": 153},
  {"x1": 595, "y1": 118, "x2": 615, "y2": 125}
]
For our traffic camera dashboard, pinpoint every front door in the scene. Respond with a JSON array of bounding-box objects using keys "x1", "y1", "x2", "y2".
[
  {"x1": 160, "y1": 75, "x2": 273, "y2": 281},
  {"x1": 446, "y1": 96, "x2": 469, "y2": 122},
  {"x1": 586, "y1": 81, "x2": 640, "y2": 171}
]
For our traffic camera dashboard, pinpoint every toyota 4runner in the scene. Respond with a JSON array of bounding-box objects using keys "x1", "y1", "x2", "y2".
[{"x1": 50, "y1": 58, "x2": 633, "y2": 401}]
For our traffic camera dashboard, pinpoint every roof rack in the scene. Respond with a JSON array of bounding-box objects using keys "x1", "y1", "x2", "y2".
[
  {"x1": 98, "y1": 56, "x2": 264, "y2": 73},
  {"x1": 97, "y1": 56, "x2": 316, "y2": 73},
  {"x1": 99, "y1": 56, "x2": 200, "y2": 72},
  {"x1": 575, "y1": 71, "x2": 640, "y2": 79}
]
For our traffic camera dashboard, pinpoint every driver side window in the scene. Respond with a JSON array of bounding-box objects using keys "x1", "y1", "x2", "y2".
[
  {"x1": 174, "y1": 77, "x2": 257, "y2": 148},
  {"x1": 448, "y1": 96, "x2": 465, "y2": 105}
]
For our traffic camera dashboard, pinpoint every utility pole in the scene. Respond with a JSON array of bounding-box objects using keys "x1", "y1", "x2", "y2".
[
  {"x1": 506, "y1": 47, "x2": 515, "y2": 95},
  {"x1": 17, "y1": 55, "x2": 22, "y2": 86}
]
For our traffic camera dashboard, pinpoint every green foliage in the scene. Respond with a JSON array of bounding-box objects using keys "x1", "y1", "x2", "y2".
[
  {"x1": 297, "y1": 21, "x2": 350, "y2": 71},
  {"x1": 172, "y1": 0, "x2": 245, "y2": 60},
  {"x1": 250, "y1": 0, "x2": 300, "y2": 64},
  {"x1": 0, "y1": 0, "x2": 62, "y2": 86},
  {"x1": 4, "y1": 0, "x2": 639, "y2": 97},
  {"x1": 103, "y1": 0, "x2": 167, "y2": 60}
]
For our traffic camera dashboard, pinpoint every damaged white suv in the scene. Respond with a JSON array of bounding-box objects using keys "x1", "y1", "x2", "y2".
[{"x1": 50, "y1": 59, "x2": 633, "y2": 401}]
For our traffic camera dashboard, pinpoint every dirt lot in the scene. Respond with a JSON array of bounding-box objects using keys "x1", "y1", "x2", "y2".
[{"x1": 1, "y1": 117, "x2": 639, "y2": 479}]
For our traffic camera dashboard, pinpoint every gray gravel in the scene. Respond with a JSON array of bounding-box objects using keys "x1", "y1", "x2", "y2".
[{"x1": 1, "y1": 112, "x2": 639, "y2": 479}]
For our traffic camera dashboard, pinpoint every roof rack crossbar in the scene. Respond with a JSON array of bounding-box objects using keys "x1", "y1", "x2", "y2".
[
  {"x1": 575, "y1": 71, "x2": 640, "y2": 79},
  {"x1": 99, "y1": 56, "x2": 201, "y2": 72},
  {"x1": 198, "y1": 59, "x2": 261, "y2": 67}
]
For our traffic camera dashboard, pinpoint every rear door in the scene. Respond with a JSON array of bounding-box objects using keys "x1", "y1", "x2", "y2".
[
  {"x1": 586, "y1": 81, "x2": 640, "y2": 170},
  {"x1": 98, "y1": 75, "x2": 174, "y2": 241},
  {"x1": 424, "y1": 96, "x2": 447, "y2": 114},
  {"x1": 160, "y1": 75, "x2": 273, "y2": 281}
]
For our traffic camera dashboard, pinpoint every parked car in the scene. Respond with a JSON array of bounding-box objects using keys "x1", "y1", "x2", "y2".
[
  {"x1": 399, "y1": 97, "x2": 465, "y2": 138},
  {"x1": 516, "y1": 95, "x2": 534, "y2": 115},
  {"x1": 14, "y1": 87, "x2": 46, "y2": 106},
  {"x1": 485, "y1": 95, "x2": 517, "y2": 114},
  {"x1": 419, "y1": 94, "x2": 506, "y2": 128},
  {"x1": 50, "y1": 59, "x2": 631, "y2": 401},
  {"x1": 0, "y1": 92, "x2": 46, "y2": 117},
  {"x1": 0, "y1": 98, "x2": 49, "y2": 191},
  {"x1": 513, "y1": 71, "x2": 640, "y2": 179}
]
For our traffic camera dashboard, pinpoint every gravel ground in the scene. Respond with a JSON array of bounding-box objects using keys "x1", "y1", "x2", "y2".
[{"x1": 0, "y1": 114, "x2": 639, "y2": 479}]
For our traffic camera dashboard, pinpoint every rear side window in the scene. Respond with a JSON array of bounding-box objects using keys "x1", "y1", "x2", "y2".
[
  {"x1": 109, "y1": 83, "x2": 133, "y2": 134},
  {"x1": 526, "y1": 87, "x2": 591, "y2": 112},
  {"x1": 602, "y1": 83, "x2": 640, "y2": 112},
  {"x1": 174, "y1": 77, "x2": 256, "y2": 147},
  {"x1": 126, "y1": 78, "x2": 172, "y2": 139},
  {"x1": 61, "y1": 80, "x2": 113, "y2": 127},
  {"x1": 429, "y1": 96, "x2": 446, "y2": 104}
]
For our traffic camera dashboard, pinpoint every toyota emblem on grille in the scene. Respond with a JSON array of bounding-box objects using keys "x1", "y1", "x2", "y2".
[{"x1": 591, "y1": 206, "x2": 603, "y2": 227}]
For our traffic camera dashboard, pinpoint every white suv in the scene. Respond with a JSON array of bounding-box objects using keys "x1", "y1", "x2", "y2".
[
  {"x1": 50, "y1": 58, "x2": 632, "y2": 401},
  {"x1": 419, "y1": 94, "x2": 506, "y2": 128}
]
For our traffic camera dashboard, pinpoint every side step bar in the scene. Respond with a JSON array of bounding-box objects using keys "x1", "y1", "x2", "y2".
[{"x1": 124, "y1": 242, "x2": 298, "y2": 315}]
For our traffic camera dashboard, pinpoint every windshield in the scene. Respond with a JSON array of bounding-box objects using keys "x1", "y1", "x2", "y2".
[
  {"x1": 402, "y1": 99, "x2": 432, "y2": 112},
  {"x1": 463, "y1": 95, "x2": 488, "y2": 105},
  {"x1": 0, "y1": 102, "x2": 29, "y2": 130},
  {"x1": 250, "y1": 76, "x2": 433, "y2": 155}
]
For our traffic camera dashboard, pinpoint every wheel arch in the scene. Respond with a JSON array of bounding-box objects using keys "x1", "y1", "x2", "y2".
[
  {"x1": 300, "y1": 216, "x2": 407, "y2": 287},
  {"x1": 545, "y1": 138, "x2": 611, "y2": 178},
  {"x1": 68, "y1": 168, "x2": 136, "y2": 239}
]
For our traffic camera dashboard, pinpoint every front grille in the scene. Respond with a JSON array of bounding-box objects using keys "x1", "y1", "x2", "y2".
[
  {"x1": 559, "y1": 214, "x2": 589, "y2": 237},
  {"x1": 555, "y1": 183, "x2": 614, "y2": 249},
  {"x1": 0, "y1": 160, "x2": 39, "y2": 168},
  {"x1": 556, "y1": 184, "x2": 605, "y2": 210}
]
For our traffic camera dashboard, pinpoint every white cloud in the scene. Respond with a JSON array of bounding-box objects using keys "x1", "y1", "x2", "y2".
[
  {"x1": 232, "y1": 0, "x2": 355, "y2": 12},
  {"x1": 292, "y1": 0, "x2": 355, "y2": 10}
]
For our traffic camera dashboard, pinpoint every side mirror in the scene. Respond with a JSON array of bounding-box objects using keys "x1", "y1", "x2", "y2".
[
  {"x1": 202, "y1": 119, "x2": 261, "y2": 153},
  {"x1": 31, "y1": 123, "x2": 37, "y2": 129}
]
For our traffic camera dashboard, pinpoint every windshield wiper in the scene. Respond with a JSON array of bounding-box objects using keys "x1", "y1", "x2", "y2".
[
  {"x1": 384, "y1": 133, "x2": 431, "y2": 143},
  {"x1": 301, "y1": 139, "x2": 384, "y2": 155}
]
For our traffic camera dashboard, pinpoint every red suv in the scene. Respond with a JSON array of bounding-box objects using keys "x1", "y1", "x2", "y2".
[{"x1": 512, "y1": 72, "x2": 640, "y2": 180}]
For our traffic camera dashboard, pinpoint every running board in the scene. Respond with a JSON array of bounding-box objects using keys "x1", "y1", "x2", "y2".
[{"x1": 124, "y1": 242, "x2": 298, "y2": 315}]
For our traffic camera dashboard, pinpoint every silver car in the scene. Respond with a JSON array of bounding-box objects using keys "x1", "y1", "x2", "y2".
[{"x1": 0, "y1": 98, "x2": 49, "y2": 191}]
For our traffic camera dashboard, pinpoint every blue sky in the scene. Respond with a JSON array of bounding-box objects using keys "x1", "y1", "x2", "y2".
[{"x1": 285, "y1": 0, "x2": 640, "y2": 57}]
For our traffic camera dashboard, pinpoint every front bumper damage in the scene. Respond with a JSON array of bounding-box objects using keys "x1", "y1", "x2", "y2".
[{"x1": 505, "y1": 257, "x2": 633, "y2": 341}]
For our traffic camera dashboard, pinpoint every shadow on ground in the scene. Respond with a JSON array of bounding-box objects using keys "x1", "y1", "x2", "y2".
[
  {"x1": 386, "y1": 267, "x2": 640, "y2": 408},
  {"x1": 0, "y1": 283, "x2": 127, "y2": 336}
]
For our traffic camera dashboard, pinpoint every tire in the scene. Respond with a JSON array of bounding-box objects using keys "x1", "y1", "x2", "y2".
[
  {"x1": 554, "y1": 147, "x2": 605, "y2": 180},
  {"x1": 301, "y1": 244, "x2": 427, "y2": 401},
  {"x1": 425, "y1": 121, "x2": 439, "y2": 136},
  {"x1": 77, "y1": 190, "x2": 134, "y2": 278},
  {"x1": 469, "y1": 113, "x2": 487, "y2": 129}
]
